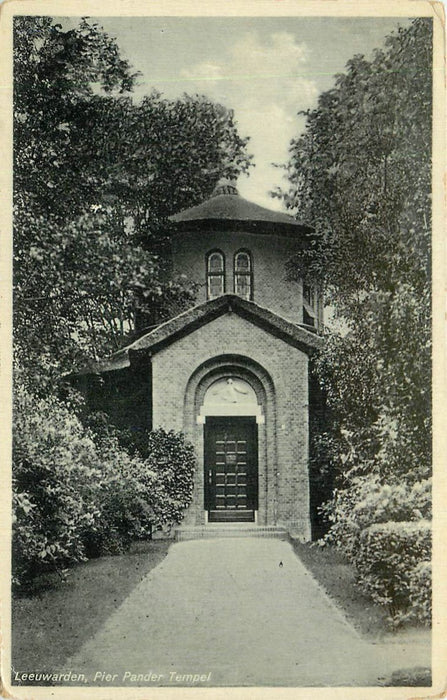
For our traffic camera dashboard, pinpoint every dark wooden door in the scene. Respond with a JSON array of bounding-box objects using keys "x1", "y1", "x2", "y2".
[{"x1": 204, "y1": 417, "x2": 258, "y2": 522}]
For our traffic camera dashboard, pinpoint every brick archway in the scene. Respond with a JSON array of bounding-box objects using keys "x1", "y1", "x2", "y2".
[{"x1": 182, "y1": 355, "x2": 277, "y2": 527}]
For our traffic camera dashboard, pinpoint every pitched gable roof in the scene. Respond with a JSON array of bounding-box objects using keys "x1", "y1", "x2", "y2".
[{"x1": 72, "y1": 295, "x2": 323, "y2": 376}]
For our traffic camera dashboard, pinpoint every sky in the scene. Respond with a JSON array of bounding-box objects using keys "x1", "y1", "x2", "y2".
[{"x1": 63, "y1": 16, "x2": 411, "y2": 210}]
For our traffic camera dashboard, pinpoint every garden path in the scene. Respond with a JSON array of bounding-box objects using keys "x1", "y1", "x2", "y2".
[{"x1": 67, "y1": 538, "x2": 430, "y2": 687}]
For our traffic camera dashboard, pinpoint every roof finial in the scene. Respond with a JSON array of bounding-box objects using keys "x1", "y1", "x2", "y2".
[{"x1": 212, "y1": 177, "x2": 239, "y2": 197}]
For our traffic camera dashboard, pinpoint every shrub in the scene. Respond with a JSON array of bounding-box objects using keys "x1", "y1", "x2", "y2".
[
  {"x1": 324, "y1": 476, "x2": 431, "y2": 549},
  {"x1": 12, "y1": 383, "x2": 103, "y2": 586},
  {"x1": 77, "y1": 437, "x2": 161, "y2": 558},
  {"x1": 83, "y1": 429, "x2": 196, "y2": 556},
  {"x1": 407, "y1": 560, "x2": 432, "y2": 625},
  {"x1": 355, "y1": 521, "x2": 431, "y2": 625},
  {"x1": 12, "y1": 382, "x2": 196, "y2": 588},
  {"x1": 142, "y1": 428, "x2": 196, "y2": 526},
  {"x1": 322, "y1": 475, "x2": 432, "y2": 625}
]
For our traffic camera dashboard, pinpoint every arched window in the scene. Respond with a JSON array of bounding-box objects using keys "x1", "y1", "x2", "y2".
[
  {"x1": 207, "y1": 250, "x2": 225, "y2": 299},
  {"x1": 234, "y1": 250, "x2": 253, "y2": 300}
]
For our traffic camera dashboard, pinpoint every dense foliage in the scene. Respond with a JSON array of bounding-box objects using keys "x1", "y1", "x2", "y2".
[
  {"x1": 323, "y1": 477, "x2": 431, "y2": 624},
  {"x1": 14, "y1": 17, "x2": 252, "y2": 388},
  {"x1": 12, "y1": 16, "x2": 252, "y2": 585},
  {"x1": 356, "y1": 522, "x2": 431, "y2": 625},
  {"x1": 279, "y1": 18, "x2": 432, "y2": 623},
  {"x1": 12, "y1": 379, "x2": 195, "y2": 588}
]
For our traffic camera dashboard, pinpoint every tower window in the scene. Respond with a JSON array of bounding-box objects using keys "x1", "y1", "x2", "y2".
[
  {"x1": 234, "y1": 250, "x2": 253, "y2": 300},
  {"x1": 303, "y1": 282, "x2": 317, "y2": 328},
  {"x1": 303, "y1": 283, "x2": 315, "y2": 307},
  {"x1": 207, "y1": 250, "x2": 225, "y2": 299}
]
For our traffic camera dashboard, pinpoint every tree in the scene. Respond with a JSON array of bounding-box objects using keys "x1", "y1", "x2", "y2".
[
  {"x1": 12, "y1": 18, "x2": 242, "y2": 583},
  {"x1": 13, "y1": 17, "x2": 252, "y2": 389},
  {"x1": 280, "y1": 17, "x2": 431, "y2": 487},
  {"x1": 279, "y1": 19, "x2": 432, "y2": 622},
  {"x1": 280, "y1": 19, "x2": 431, "y2": 307}
]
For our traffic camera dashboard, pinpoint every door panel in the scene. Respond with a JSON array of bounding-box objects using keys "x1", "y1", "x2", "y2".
[{"x1": 204, "y1": 417, "x2": 258, "y2": 522}]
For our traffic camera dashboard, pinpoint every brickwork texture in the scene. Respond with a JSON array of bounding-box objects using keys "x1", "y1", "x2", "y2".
[
  {"x1": 151, "y1": 312, "x2": 311, "y2": 539},
  {"x1": 172, "y1": 229, "x2": 303, "y2": 325}
]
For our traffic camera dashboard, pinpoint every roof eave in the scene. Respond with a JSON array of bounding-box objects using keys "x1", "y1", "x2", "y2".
[
  {"x1": 130, "y1": 294, "x2": 323, "y2": 357},
  {"x1": 69, "y1": 295, "x2": 323, "y2": 378},
  {"x1": 170, "y1": 218, "x2": 313, "y2": 237}
]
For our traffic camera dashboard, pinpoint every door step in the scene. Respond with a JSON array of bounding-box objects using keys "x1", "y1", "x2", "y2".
[
  {"x1": 174, "y1": 525, "x2": 289, "y2": 542},
  {"x1": 208, "y1": 509, "x2": 255, "y2": 523}
]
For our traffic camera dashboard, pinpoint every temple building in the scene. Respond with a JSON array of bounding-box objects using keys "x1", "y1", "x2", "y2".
[{"x1": 73, "y1": 180, "x2": 325, "y2": 539}]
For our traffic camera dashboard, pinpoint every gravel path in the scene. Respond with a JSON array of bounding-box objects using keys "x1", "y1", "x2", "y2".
[{"x1": 67, "y1": 538, "x2": 430, "y2": 687}]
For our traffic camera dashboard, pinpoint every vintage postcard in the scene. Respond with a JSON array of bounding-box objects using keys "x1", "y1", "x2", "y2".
[{"x1": 0, "y1": 1, "x2": 445, "y2": 698}]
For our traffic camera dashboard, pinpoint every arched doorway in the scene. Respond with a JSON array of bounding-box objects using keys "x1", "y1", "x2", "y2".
[
  {"x1": 201, "y1": 378, "x2": 262, "y2": 522},
  {"x1": 183, "y1": 356, "x2": 276, "y2": 527}
]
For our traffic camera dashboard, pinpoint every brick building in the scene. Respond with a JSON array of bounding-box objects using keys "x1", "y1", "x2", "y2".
[{"x1": 75, "y1": 180, "x2": 324, "y2": 539}]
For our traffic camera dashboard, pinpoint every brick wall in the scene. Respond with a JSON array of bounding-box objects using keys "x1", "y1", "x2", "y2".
[
  {"x1": 150, "y1": 311, "x2": 311, "y2": 539},
  {"x1": 172, "y1": 229, "x2": 303, "y2": 324}
]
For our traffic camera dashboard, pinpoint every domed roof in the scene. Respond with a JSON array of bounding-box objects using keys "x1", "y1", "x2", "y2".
[{"x1": 170, "y1": 179, "x2": 312, "y2": 237}]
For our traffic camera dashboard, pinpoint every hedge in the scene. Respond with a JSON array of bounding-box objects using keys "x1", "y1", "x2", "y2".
[
  {"x1": 323, "y1": 475, "x2": 432, "y2": 625},
  {"x1": 356, "y1": 520, "x2": 431, "y2": 625}
]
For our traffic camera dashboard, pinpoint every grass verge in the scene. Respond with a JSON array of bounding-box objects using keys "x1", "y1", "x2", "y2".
[
  {"x1": 293, "y1": 542, "x2": 431, "y2": 685},
  {"x1": 291, "y1": 540, "x2": 392, "y2": 639},
  {"x1": 12, "y1": 540, "x2": 171, "y2": 679}
]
